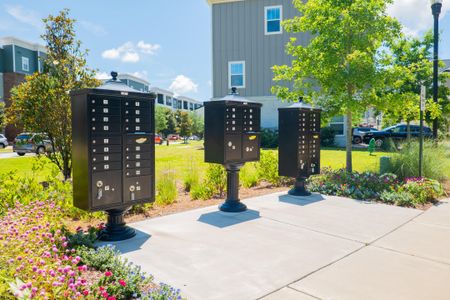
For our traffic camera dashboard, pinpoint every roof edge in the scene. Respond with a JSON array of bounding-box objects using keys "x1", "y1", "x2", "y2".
[{"x1": 206, "y1": 0, "x2": 244, "y2": 5}]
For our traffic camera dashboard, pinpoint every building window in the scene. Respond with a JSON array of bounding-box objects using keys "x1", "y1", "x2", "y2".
[
  {"x1": 228, "y1": 61, "x2": 245, "y2": 88},
  {"x1": 183, "y1": 101, "x2": 188, "y2": 110},
  {"x1": 265, "y1": 6, "x2": 282, "y2": 35},
  {"x1": 166, "y1": 96, "x2": 172, "y2": 106},
  {"x1": 22, "y1": 57, "x2": 29, "y2": 72},
  {"x1": 329, "y1": 116, "x2": 344, "y2": 136},
  {"x1": 189, "y1": 103, "x2": 194, "y2": 110},
  {"x1": 157, "y1": 94, "x2": 164, "y2": 104}
]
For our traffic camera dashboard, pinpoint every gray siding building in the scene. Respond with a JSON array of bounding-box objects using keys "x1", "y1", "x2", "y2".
[{"x1": 209, "y1": 0, "x2": 312, "y2": 128}]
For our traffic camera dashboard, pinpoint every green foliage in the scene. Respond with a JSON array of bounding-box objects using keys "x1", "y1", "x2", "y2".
[
  {"x1": 156, "y1": 170, "x2": 178, "y2": 205},
  {"x1": 398, "y1": 178, "x2": 444, "y2": 205},
  {"x1": 63, "y1": 225, "x2": 101, "y2": 249},
  {"x1": 256, "y1": 151, "x2": 286, "y2": 186},
  {"x1": 183, "y1": 162, "x2": 200, "y2": 192},
  {"x1": 78, "y1": 245, "x2": 152, "y2": 299},
  {"x1": 380, "y1": 137, "x2": 397, "y2": 152},
  {"x1": 380, "y1": 190, "x2": 416, "y2": 207},
  {"x1": 272, "y1": 0, "x2": 401, "y2": 172},
  {"x1": 161, "y1": 109, "x2": 178, "y2": 137},
  {"x1": 204, "y1": 164, "x2": 227, "y2": 197},
  {"x1": 177, "y1": 111, "x2": 193, "y2": 142},
  {"x1": 155, "y1": 105, "x2": 169, "y2": 134},
  {"x1": 261, "y1": 129, "x2": 278, "y2": 148},
  {"x1": 240, "y1": 163, "x2": 260, "y2": 188},
  {"x1": 7, "y1": 9, "x2": 100, "y2": 180},
  {"x1": 368, "y1": 138, "x2": 376, "y2": 155},
  {"x1": 190, "y1": 184, "x2": 213, "y2": 201},
  {"x1": 0, "y1": 157, "x2": 94, "y2": 219},
  {"x1": 0, "y1": 101, "x2": 5, "y2": 131},
  {"x1": 190, "y1": 112, "x2": 204, "y2": 138},
  {"x1": 388, "y1": 141, "x2": 449, "y2": 181},
  {"x1": 320, "y1": 127, "x2": 336, "y2": 147}
]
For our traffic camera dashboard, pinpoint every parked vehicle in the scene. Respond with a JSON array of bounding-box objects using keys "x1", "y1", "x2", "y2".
[
  {"x1": 155, "y1": 134, "x2": 163, "y2": 145},
  {"x1": 0, "y1": 134, "x2": 8, "y2": 149},
  {"x1": 352, "y1": 127, "x2": 379, "y2": 144},
  {"x1": 363, "y1": 124, "x2": 432, "y2": 147},
  {"x1": 13, "y1": 133, "x2": 53, "y2": 156},
  {"x1": 189, "y1": 135, "x2": 201, "y2": 141},
  {"x1": 167, "y1": 134, "x2": 180, "y2": 141}
]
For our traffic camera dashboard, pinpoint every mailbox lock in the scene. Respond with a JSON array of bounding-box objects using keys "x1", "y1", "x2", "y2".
[
  {"x1": 129, "y1": 185, "x2": 136, "y2": 192},
  {"x1": 96, "y1": 181, "x2": 103, "y2": 188}
]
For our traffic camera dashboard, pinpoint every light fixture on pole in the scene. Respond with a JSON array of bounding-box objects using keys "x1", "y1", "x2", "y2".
[{"x1": 431, "y1": 0, "x2": 443, "y2": 140}]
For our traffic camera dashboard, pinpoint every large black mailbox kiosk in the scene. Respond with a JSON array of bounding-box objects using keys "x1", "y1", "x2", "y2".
[
  {"x1": 279, "y1": 100, "x2": 321, "y2": 196},
  {"x1": 71, "y1": 72, "x2": 156, "y2": 241},
  {"x1": 204, "y1": 88, "x2": 262, "y2": 212}
]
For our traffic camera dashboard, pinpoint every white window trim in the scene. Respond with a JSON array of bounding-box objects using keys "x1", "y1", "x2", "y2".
[
  {"x1": 228, "y1": 61, "x2": 246, "y2": 89},
  {"x1": 264, "y1": 5, "x2": 283, "y2": 35},
  {"x1": 22, "y1": 56, "x2": 30, "y2": 72}
]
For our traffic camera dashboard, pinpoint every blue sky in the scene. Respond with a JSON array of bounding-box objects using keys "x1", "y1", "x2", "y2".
[{"x1": 0, "y1": 0, "x2": 449, "y2": 102}]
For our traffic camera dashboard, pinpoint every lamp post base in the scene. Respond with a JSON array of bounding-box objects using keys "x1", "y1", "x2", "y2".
[
  {"x1": 288, "y1": 177, "x2": 311, "y2": 197},
  {"x1": 99, "y1": 208, "x2": 136, "y2": 242},
  {"x1": 219, "y1": 163, "x2": 247, "y2": 213}
]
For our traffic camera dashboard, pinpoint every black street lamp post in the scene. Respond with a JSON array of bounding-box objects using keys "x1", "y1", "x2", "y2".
[{"x1": 431, "y1": 0, "x2": 443, "y2": 140}]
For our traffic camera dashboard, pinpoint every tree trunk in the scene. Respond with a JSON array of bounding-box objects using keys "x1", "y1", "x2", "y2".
[
  {"x1": 406, "y1": 121, "x2": 411, "y2": 141},
  {"x1": 346, "y1": 107, "x2": 353, "y2": 173}
]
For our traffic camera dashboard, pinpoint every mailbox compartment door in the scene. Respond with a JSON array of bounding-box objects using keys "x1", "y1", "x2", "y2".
[
  {"x1": 91, "y1": 171, "x2": 122, "y2": 209},
  {"x1": 123, "y1": 176, "x2": 153, "y2": 203},
  {"x1": 242, "y1": 133, "x2": 260, "y2": 161},
  {"x1": 224, "y1": 134, "x2": 242, "y2": 162}
]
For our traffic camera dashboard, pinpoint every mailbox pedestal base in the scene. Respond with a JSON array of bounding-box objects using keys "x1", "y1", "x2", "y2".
[
  {"x1": 288, "y1": 177, "x2": 311, "y2": 197},
  {"x1": 219, "y1": 163, "x2": 247, "y2": 213},
  {"x1": 99, "y1": 208, "x2": 136, "y2": 241}
]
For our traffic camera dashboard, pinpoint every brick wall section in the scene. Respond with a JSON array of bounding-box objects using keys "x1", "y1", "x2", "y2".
[{"x1": 3, "y1": 72, "x2": 25, "y2": 141}]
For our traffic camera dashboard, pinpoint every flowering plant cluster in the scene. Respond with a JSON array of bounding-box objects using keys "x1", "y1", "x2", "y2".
[
  {"x1": 307, "y1": 168, "x2": 444, "y2": 207},
  {"x1": 0, "y1": 201, "x2": 184, "y2": 299}
]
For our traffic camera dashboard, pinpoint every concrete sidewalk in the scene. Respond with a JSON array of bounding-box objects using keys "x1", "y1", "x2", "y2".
[{"x1": 106, "y1": 193, "x2": 450, "y2": 300}]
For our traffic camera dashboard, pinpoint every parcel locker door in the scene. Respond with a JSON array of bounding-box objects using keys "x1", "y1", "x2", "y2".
[
  {"x1": 224, "y1": 134, "x2": 242, "y2": 162},
  {"x1": 123, "y1": 176, "x2": 153, "y2": 203},
  {"x1": 91, "y1": 171, "x2": 122, "y2": 209},
  {"x1": 242, "y1": 133, "x2": 260, "y2": 161}
]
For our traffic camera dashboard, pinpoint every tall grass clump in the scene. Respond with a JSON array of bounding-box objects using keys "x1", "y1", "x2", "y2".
[
  {"x1": 183, "y1": 161, "x2": 200, "y2": 192},
  {"x1": 389, "y1": 140, "x2": 449, "y2": 181},
  {"x1": 256, "y1": 150, "x2": 287, "y2": 186},
  {"x1": 204, "y1": 164, "x2": 227, "y2": 197},
  {"x1": 156, "y1": 170, "x2": 178, "y2": 205},
  {"x1": 241, "y1": 163, "x2": 260, "y2": 188}
]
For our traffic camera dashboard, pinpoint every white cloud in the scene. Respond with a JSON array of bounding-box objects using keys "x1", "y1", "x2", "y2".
[
  {"x1": 169, "y1": 75, "x2": 199, "y2": 95},
  {"x1": 131, "y1": 71, "x2": 149, "y2": 81},
  {"x1": 388, "y1": 0, "x2": 450, "y2": 36},
  {"x1": 79, "y1": 20, "x2": 107, "y2": 36},
  {"x1": 95, "y1": 72, "x2": 110, "y2": 80},
  {"x1": 101, "y1": 41, "x2": 160, "y2": 63},
  {"x1": 5, "y1": 5, "x2": 42, "y2": 30},
  {"x1": 137, "y1": 41, "x2": 160, "y2": 55}
]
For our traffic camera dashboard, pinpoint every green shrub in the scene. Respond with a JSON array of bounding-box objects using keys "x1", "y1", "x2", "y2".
[
  {"x1": 380, "y1": 190, "x2": 415, "y2": 207},
  {"x1": 204, "y1": 164, "x2": 227, "y2": 197},
  {"x1": 241, "y1": 163, "x2": 260, "y2": 188},
  {"x1": 256, "y1": 151, "x2": 286, "y2": 186},
  {"x1": 261, "y1": 129, "x2": 278, "y2": 148},
  {"x1": 389, "y1": 141, "x2": 449, "y2": 181},
  {"x1": 190, "y1": 184, "x2": 213, "y2": 200},
  {"x1": 320, "y1": 127, "x2": 336, "y2": 147},
  {"x1": 380, "y1": 137, "x2": 397, "y2": 152},
  {"x1": 399, "y1": 178, "x2": 444, "y2": 205},
  {"x1": 156, "y1": 170, "x2": 178, "y2": 205},
  {"x1": 183, "y1": 162, "x2": 200, "y2": 192}
]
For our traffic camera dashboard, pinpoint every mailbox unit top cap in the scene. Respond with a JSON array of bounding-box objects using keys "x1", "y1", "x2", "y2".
[
  {"x1": 70, "y1": 71, "x2": 155, "y2": 98},
  {"x1": 279, "y1": 100, "x2": 321, "y2": 111},
  {"x1": 205, "y1": 87, "x2": 262, "y2": 107}
]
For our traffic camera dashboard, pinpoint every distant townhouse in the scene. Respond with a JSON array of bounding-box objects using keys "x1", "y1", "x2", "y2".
[
  {"x1": 208, "y1": 0, "x2": 360, "y2": 146},
  {"x1": 116, "y1": 74, "x2": 203, "y2": 113},
  {"x1": 0, "y1": 36, "x2": 46, "y2": 140}
]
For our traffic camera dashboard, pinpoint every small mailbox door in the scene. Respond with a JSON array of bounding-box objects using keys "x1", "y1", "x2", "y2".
[
  {"x1": 123, "y1": 176, "x2": 153, "y2": 203},
  {"x1": 224, "y1": 134, "x2": 242, "y2": 161},
  {"x1": 91, "y1": 171, "x2": 122, "y2": 209},
  {"x1": 242, "y1": 133, "x2": 260, "y2": 161}
]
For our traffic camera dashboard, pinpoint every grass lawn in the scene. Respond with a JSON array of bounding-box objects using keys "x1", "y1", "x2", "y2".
[{"x1": 0, "y1": 141, "x2": 388, "y2": 180}]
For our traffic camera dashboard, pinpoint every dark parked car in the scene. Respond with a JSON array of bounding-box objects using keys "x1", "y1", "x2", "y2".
[
  {"x1": 13, "y1": 133, "x2": 53, "y2": 156},
  {"x1": 353, "y1": 127, "x2": 379, "y2": 144},
  {"x1": 363, "y1": 124, "x2": 432, "y2": 146}
]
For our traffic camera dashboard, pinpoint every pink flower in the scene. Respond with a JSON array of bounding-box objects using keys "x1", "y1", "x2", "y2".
[
  {"x1": 118, "y1": 279, "x2": 126, "y2": 287},
  {"x1": 104, "y1": 271, "x2": 112, "y2": 277},
  {"x1": 107, "y1": 297, "x2": 116, "y2": 300},
  {"x1": 83, "y1": 290, "x2": 89, "y2": 296}
]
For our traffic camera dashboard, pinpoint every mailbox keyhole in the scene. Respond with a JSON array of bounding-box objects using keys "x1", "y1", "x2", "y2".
[
  {"x1": 129, "y1": 185, "x2": 136, "y2": 201},
  {"x1": 96, "y1": 181, "x2": 103, "y2": 200}
]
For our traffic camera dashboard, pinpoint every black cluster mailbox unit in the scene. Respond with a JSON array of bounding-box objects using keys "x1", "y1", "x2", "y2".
[
  {"x1": 204, "y1": 88, "x2": 262, "y2": 212},
  {"x1": 279, "y1": 101, "x2": 321, "y2": 196},
  {"x1": 71, "y1": 72, "x2": 156, "y2": 241}
]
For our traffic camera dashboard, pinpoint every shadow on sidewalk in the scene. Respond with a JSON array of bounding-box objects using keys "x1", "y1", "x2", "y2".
[
  {"x1": 278, "y1": 193, "x2": 325, "y2": 206},
  {"x1": 99, "y1": 229, "x2": 152, "y2": 254},
  {"x1": 197, "y1": 210, "x2": 260, "y2": 228}
]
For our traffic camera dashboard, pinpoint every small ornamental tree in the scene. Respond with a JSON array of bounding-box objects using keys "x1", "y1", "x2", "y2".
[
  {"x1": 177, "y1": 111, "x2": 193, "y2": 143},
  {"x1": 190, "y1": 112, "x2": 204, "y2": 139},
  {"x1": 7, "y1": 9, "x2": 100, "y2": 180},
  {"x1": 272, "y1": 0, "x2": 400, "y2": 172},
  {"x1": 155, "y1": 105, "x2": 169, "y2": 134}
]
